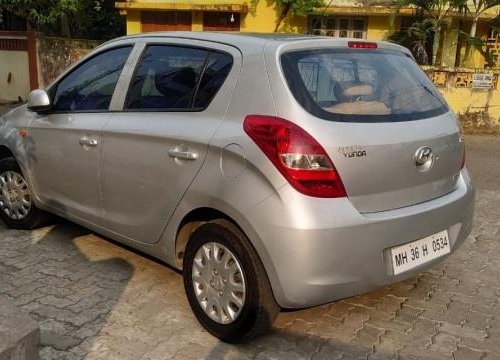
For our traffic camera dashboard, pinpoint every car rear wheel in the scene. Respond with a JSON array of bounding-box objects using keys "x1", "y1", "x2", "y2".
[
  {"x1": 0, "y1": 158, "x2": 49, "y2": 229},
  {"x1": 183, "y1": 220, "x2": 279, "y2": 343}
]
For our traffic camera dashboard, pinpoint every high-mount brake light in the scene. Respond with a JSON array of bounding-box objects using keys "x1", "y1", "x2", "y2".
[
  {"x1": 348, "y1": 41, "x2": 377, "y2": 49},
  {"x1": 243, "y1": 115, "x2": 347, "y2": 198}
]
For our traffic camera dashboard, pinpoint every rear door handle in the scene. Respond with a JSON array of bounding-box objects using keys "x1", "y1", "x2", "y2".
[
  {"x1": 168, "y1": 148, "x2": 198, "y2": 161},
  {"x1": 79, "y1": 137, "x2": 98, "y2": 147}
]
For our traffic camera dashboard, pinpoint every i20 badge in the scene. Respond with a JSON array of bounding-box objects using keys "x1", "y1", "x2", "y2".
[
  {"x1": 414, "y1": 146, "x2": 434, "y2": 172},
  {"x1": 338, "y1": 145, "x2": 367, "y2": 159}
]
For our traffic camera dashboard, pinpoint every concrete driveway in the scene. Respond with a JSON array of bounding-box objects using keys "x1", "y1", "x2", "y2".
[{"x1": 0, "y1": 104, "x2": 499, "y2": 359}]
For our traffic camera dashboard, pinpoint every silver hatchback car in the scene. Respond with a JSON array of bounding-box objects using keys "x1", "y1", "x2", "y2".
[{"x1": 0, "y1": 32, "x2": 474, "y2": 342}]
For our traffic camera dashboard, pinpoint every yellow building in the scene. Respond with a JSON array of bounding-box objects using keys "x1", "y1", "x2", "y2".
[{"x1": 115, "y1": 0, "x2": 500, "y2": 68}]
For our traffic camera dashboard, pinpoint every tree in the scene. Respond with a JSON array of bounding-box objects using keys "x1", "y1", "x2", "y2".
[
  {"x1": 389, "y1": 17, "x2": 435, "y2": 64},
  {"x1": 0, "y1": 0, "x2": 124, "y2": 40},
  {"x1": 72, "y1": 0, "x2": 125, "y2": 40},
  {"x1": 460, "y1": 0, "x2": 500, "y2": 65},
  {"x1": 459, "y1": 31, "x2": 495, "y2": 67},
  {"x1": 0, "y1": 0, "x2": 80, "y2": 29},
  {"x1": 273, "y1": 0, "x2": 324, "y2": 32},
  {"x1": 393, "y1": 0, "x2": 467, "y2": 65}
]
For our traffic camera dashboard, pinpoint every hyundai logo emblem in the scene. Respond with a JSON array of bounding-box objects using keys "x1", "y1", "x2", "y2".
[{"x1": 414, "y1": 146, "x2": 434, "y2": 172}]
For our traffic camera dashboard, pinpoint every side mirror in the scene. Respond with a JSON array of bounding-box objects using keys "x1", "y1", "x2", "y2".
[{"x1": 27, "y1": 89, "x2": 51, "y2": 112}]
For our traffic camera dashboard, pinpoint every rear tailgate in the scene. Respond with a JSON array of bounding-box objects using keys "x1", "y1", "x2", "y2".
[
  {"x1": 272, "y1": 39, "x2": 463, "y2": 213},
  {"x1": 308, "y1": 115, "x2": 462, "y2": 213}
]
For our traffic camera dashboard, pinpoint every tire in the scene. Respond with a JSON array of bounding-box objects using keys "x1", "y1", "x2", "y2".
[
  {"x1": 183, "y1": 219, "x2": 279, "y2": 343},
  {"x1": 0, "y1": 157, "x2": 50, "y2": 229}
]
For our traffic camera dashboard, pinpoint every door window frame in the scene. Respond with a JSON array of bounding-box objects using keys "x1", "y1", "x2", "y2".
[
  {"x1": 44, "y1": 43, "x2": 137, "y2": 115},
  {"x1": 121, "y1": 42, "x2": 234, "y2": 113}
]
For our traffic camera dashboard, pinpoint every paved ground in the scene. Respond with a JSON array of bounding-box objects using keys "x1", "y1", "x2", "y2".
[
  {"x1": 0, "y1": 107, "x2": 499, "y2": 359},
  {"x1": 0, "y1": 104, "x2": 14, "y2": 115}
]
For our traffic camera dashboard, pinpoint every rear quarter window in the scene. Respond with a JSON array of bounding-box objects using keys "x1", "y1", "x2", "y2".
[
  {"x1": 125, "y1": 45, "x2": 233, "y2": 111},
  {"x1": 281, "y1": 48, "x2": 448, "y2": 122}
]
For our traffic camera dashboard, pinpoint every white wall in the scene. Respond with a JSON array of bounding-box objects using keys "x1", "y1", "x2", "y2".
[{"x1": 0, "y1": 50, "x2": 30, "y2": 102}]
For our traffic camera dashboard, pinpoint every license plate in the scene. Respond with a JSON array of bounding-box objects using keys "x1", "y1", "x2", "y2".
[{"x1": 390, "y1": 230, "x2": 450, "y2": 275}]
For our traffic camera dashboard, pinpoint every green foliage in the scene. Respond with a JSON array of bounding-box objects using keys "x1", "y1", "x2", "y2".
[
  {"x1": 459, "y1": 31, "x2": 494, "y2": 67},
  {"x1": 492, "y1": 14, "x2": 500, "y2": 28},
  {"x1": 0, "y1": 0, "x2": 80, "y2": 27},
  {"x1": 0, "y1": 0, "x2": 124, "y2": 39},
  {"x1": 459, "y1": 0, "x2": 500, "y2": 65},
  {"x1": 459, "y1": 31, "x2": 486, "y2": 49},
  {"x1": 278, "y1": 0, "x2": 325, "y2": 16},
  {"x1": 391, "y1": 0, "x2": 467, "y2": 65},
  {"x1": 397, "y1": 0, "x2": 467, "y2": 18},
  {"x1": 272, "y1": 0, "x2": 325, "y2": 32},
  {"x1": 72, "y1": 0, "x2": 125, "y2": 40},
  {"x1": 464, "y1": 0, "x2": 500, "y2": 18},
  {"x1": 388, "y1": 18, "x2": 435, "y2": 64},
  {"x1": 393, "y1": 0, "x2": 499, "y2": 66}
]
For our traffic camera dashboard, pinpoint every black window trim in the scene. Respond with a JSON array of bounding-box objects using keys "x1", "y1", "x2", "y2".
[
  {"x1": 122, "y1": 43, "x2": 234, "y2": 113},
  {"x1": 45, "y1": 45, "x2": 134, "y2": 115}
]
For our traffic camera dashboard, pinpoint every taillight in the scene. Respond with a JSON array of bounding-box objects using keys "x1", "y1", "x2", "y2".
[
  {"x1": 243, "y1": 115, "x2": 346, "y2": 198},
  {"x1": 348, "y1": 41, "x2": 377, "y2": 49}
]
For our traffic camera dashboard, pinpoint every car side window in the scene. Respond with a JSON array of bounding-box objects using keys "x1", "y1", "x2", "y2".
[
  {"x1": 52, "y1": 46, "x2": 132, "y2": 112},
  {"x1": 125, "y1": 45, "x2": 233, "y2": 111},
  {"x1": 125, "y1": 45, "x2": 208, "y2": 110},
  {"x1": 193, "y1": 52, "x2": 233, "y2": 109}
]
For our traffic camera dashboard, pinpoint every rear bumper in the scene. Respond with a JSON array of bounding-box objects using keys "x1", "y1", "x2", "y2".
[{"x1": 247, "y1": 168, "x2": 475, "y2": 309}]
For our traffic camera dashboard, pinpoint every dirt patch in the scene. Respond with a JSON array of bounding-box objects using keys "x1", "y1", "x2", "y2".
[{"x1": 458, "y1": 110, "x2": 500, "y2": 135}]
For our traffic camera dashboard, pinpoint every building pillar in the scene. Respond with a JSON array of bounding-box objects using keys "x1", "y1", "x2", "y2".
[
  {"x1": 126, "y1": 10, "x2": 142, "y2": 34},
  {"x1": 441, "y1": 19, "x2": 460, "y2": 67},
  {"x1": 26, "y1": 31, "x2": 38, "y2": 90},
  {"x1": 192, "y1": 11, "x2": 203, "y2": 31}
]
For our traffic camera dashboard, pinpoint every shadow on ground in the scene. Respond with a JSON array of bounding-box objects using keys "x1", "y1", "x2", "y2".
[
  {"x1": 0, "y1": 221, "x2": 134, "y2": 358},
  {"x1": 1, "y1": 135, "x2": 499, "y2": 359}
]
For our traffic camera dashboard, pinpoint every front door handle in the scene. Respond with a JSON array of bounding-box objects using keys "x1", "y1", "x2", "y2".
[
  {"x1": 79, "y1": 137, "x2": 98, "y2": 147},
  {"x1": 168, "y1": 147, "x2": 198, "y2": 161}
]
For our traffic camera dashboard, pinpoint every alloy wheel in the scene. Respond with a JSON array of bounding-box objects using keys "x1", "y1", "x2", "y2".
[{"x1": 0, "y1": 171, "x2": 31, "y2": 220}]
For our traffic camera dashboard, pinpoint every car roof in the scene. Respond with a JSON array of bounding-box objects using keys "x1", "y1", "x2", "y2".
[
  {"x1": 103, "y1": 32, "x2": 320, "y2": 54},
  {"x1": 114, "y1": 31, "x2": 319, "y2": 46},
  {"x1": 105, "y1": 32, "x2": 411, "y2": 57}
]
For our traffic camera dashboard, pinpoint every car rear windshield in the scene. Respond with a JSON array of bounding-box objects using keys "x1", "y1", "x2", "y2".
[{"x1": 281, "y1": 48, "x2": 448, "y2": 122}]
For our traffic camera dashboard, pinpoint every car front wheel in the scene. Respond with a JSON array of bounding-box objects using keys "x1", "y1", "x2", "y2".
[
  {"x1": 183, "y1": 220, "x2": 279, "y2": 343},
  {"x1": 0, "y1": 158, "x2": 49, "y2": 229}
]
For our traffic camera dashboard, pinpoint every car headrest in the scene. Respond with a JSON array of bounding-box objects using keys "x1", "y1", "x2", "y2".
[
  {"x1": 324, "y1": 101, "x2": 390, "y2": 115},
  {"x1": 342, "y1": 83, "x2": 373, "y2": 97}
]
